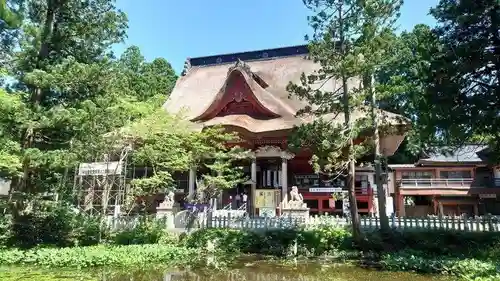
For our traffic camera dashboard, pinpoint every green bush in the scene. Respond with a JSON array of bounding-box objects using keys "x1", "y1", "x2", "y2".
[
  {"x1": 72, "y1": 214, "x2": 104, "y2": 246},
  {"x1": 0, "y1": 214, "x2": 12, "y2": 248},
  {"x1": 362, "y1": 230, "x2": 500, "y2": 257},
  {"x1": 112, "y1": 218, "x2": 167, "y2": 245},
  {"x1": 183, "y1": 225, "x2": 353, "y2": 257},
  {"x1": 11, "y1": 206, "x2": 74, "y2": 248},
  {"x1": 0, "y1": 244, "x2": 199, "y2": 268},
  {"x1": 9, "y1": 204, "x2": 105, "y2": 248}
]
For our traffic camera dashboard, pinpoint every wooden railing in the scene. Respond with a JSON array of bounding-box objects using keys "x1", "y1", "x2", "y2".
[
  {"x1": 399, "y1": 178, "x2": 500, "y2": 188},
  {"x1": 399, "y1": 178, "x2": 474, "y2": 188}
]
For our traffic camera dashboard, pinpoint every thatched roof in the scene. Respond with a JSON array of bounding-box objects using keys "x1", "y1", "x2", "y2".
[{"x1": 163, "y1": 45, "x2": 406, "y2": 133}]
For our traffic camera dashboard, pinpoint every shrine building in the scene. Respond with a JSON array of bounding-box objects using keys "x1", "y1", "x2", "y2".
[{"x1": 163, "y1": 45, "x2": 408, "y2": 216}]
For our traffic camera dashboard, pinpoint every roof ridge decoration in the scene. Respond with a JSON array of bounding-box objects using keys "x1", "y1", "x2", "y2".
[
  {"x1": 228, "y1": 58, "x2": 252, "y2": 76},
  {"x1": 181, "y1": 58, "x2": 191, "y2": 76}
]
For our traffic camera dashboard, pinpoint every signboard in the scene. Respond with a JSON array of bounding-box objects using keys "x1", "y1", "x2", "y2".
[
  {"x1": 259, "y1": 208, "x2": 276, "y2": 217},
  {"x1": 386, "y1": 196, "x2": 394, "y2": 216},
  {"x1": 254, "y1": 189, "x2": 277, "y2": 208},
  {"x1": 309, "y1": 187, "x2": 344, "y2": 193},
  {"x1": 78, "y1": 161, "x2": 122, "y2": 176},
  {"x1": 479, "y1": 194, "x2": 497, "y2": 199},
  {"x1": 0, "y1": 178, "x2": 11, "y2": 196}
]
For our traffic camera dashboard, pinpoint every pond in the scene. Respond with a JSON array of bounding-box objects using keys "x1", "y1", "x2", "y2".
[{"x1": 2, "y1": 261, "x2": 449, "y2": 281}]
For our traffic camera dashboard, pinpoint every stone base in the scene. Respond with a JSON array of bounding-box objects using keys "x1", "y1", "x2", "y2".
[
  {"x1": 282, "y1": 208, "x2": 310, "y2": 223},
  {"x1": 156, "y1": 206, "x2": 175, "y2": 229}
]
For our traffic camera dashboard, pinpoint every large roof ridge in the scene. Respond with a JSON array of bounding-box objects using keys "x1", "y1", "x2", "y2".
[{"x1": 185, "y1": 45, "x2": 309, "y2": 69}]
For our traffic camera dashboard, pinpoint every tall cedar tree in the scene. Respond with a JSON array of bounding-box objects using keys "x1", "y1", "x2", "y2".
[
  {"x1": 289, "y1": 0, "x2": 403, "y2": 239},
  {"x1": 426, "y1": 0, "x2": 500, "y2": 161},
  {"x1": 357, "y1": 0, "x2": 403, "y2": 232},
  {"x1": 377, "y1": 24, "x2": 441, "y2": 164}
]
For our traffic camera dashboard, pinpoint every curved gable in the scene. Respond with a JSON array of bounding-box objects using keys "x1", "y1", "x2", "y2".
[{"x1": 193, "y1": 68, "x2": 280, "y2": 121}]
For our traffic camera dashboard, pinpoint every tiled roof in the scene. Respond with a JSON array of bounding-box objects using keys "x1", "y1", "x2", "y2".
[{"x1": 418, "y1": 145, "x2": 487, "y2": 164}]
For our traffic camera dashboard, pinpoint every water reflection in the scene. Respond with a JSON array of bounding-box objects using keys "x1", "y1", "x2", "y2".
[{"x1": 102, "y1": 262, "x2": 448, "y2": 281}]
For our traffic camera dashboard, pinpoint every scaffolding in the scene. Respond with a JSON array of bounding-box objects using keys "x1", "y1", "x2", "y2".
[{"x1": 73, "y1": 146, "x2": 132, "y2": 216}]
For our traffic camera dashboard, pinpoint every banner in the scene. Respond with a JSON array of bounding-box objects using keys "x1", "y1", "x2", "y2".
[{"x1": 78, "y1": 161, "x2": 122, "y2": 176}]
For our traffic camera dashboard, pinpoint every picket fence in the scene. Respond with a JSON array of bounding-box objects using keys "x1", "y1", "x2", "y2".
[
  {"x1": 105, "y1": 214, "x2": 500, "y2": 232},
  {"x1": 205, "y1": 215, "x2": 500, "y2": 232}
]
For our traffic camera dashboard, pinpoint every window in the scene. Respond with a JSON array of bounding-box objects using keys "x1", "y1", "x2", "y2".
[
  {"x1": 401, "y1": 171, "x2": 433, "y2": 179},
  {"x1": 440, "y1": 170, "x2": 472, "y2": 179},
  {"x1": 322, "y1": 200, "x2": 331, "y2": 209},
  {"x1": 357, "y1": 201, "x2": 369, "y2": 209},
  {"x1": 335, "y1": 200, "x2": 343, "y2": 209},
  {"x1": 355, "y1": 175, "x2": 369, "y2": 188},
  {"x1": 304, "y1": 199, "x2": 319, "y2": 209},
  {"x1": 401, "y1": 171, "x2": 433, "y2": 185}
]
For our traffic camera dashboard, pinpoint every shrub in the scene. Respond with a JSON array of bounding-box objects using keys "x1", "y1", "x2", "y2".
[
  {"x1": 7, "y1": 204, "x2": 106, "y2": 248},
  {"x1": 72, "y1": 214, "x2": 104, "y2": 246},
  {"x1": 361, "y1": 230, "x2": 500, "y2": 257},
  {"x1": 183, "y1": 225, "x2": 353, "y2": 257},
  {"x1": 381, "y1": 250, "x2": 499, "y2": 279},
  {"x1": 112, "y1": 218, "x2": 166, "y2": 245},
  {"x1": 0, "y1": 214, "x2": 12, "y2": 248},
  {"x1": 10, "y1": 205, "x2": 78, "y2": 248}
]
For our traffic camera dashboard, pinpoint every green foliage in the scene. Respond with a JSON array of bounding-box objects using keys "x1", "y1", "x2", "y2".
[
  {"x1": 0, "y1": 88, "x2": 26, "y2": 178},
  {"x1": 0, "y1": 244, "x2": 198, "y2": 268},
  {"x1": 0, "y1": 0, "x2": 180, "y2": 205},
  {"x1": 289, "y1": 0, "x2": 404, "y2": 170},
  {"x1": 112, "y1": 218, "x2": 169, "y2": 245},
  {"x1": 423, "y1": 0, "x2": 500, "y2": 160},
  {"x1": 361, "y1": 230, "x2": 500, "y2": 258},
  {"x1": 123, "y1": 111, "x2": 247, "y2": 203},
  {"x1": 183, "y1": 226, "x2": 353, "y2": 257},
  {"x1": 381, "y1": 252, "x2": 499, "y2": 280},
  {"x1": 8, "y1": 204, "x2": 103, "y2": 248},
  {"x1": 116, "y1": 46, "x2": 177, "y2": 103},
  {"x1": 0, "y1": 214, "x2": 11, "y2": 248},
  {"x1": 377, "y1": 24, "x2": 441, "y2": 163},
  {"x1": 0, "y1": 267, "x2": 96, "y2": 281}
]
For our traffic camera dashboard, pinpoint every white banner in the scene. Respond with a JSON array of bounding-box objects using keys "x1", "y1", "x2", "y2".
[
  {"x1": 309, "y1": 187, "x2": 344, "y2": 193},
  {"x1": 78, "y1": 161, "x2": 122, "y2": 176},
  {"x1": 0, "y1": 178, "x2": 11, "y2": 196},
  {"x1": 386, "y1": 196, "x2": 394, "y2": 216}
]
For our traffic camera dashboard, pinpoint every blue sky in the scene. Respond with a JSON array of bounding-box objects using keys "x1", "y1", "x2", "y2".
[{"x1": 114, "y1": 0, "x2": 438, "y2": 73}]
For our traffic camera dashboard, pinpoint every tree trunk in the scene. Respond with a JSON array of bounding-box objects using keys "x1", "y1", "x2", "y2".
[
  {"x1": 367, "y1": 73, "x2": 390, "y2": 232},
  {"x1": 338, "y1": 0, "x2": 361, "y2": 241},
  {"x1": 343, "y1": 76, "x2": 361, "y2": 240}
]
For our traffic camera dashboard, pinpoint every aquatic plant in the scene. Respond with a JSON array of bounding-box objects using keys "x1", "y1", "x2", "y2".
[
  {"x1": 0, "y1": 244, "x2": 199, "y2": 268},
  {"x1": 381, "y1": 250, "x2": 499, "y2": 279}
]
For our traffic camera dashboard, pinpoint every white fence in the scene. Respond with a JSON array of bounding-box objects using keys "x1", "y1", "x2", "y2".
[
  {"x1": 105, "y1": 214, "x2": 500, "y2": 232},
  {"x1": 205, "y1": 215, "x2": 500, "y2": 232}
]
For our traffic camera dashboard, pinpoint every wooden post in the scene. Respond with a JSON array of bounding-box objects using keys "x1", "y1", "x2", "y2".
[
  {"x1": 281, "y1": 157, "x2": 288, "y2": 205},
  {"x1": 251, "y1": 157, "x2": 257, "y2": 216},
  {"x1": 188, "y1": 167, "x2": 196, "y2": 200}
]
